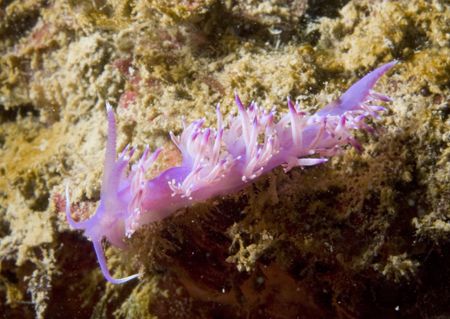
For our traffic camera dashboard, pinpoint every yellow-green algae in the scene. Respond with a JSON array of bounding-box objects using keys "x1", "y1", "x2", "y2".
[{"x1": 0, "y1": 0, "x2": 449, "y2": 317}]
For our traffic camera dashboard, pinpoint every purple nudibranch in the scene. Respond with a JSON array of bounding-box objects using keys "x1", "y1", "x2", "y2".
[{"x1": 66, "y1": 61, "x2": 397, "y2": 284}]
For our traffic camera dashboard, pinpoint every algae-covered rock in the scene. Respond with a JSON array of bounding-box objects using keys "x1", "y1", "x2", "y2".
[{"x1": 0, "y1": 0, "x2": 449, "y2": 318}]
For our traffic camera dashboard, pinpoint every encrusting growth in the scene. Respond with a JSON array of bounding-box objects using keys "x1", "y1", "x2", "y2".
[{"x1": 66, "y1": 61, "x2": 397, "y2": 284}]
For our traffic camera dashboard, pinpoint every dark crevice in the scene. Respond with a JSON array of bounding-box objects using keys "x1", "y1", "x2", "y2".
[
  {"x1": 0, "y1": 217, "x2": 10, "y2": 238},
  {"x1": 0, "y1": 0, "x2": 14, "y2": 11},
  {"x1": 45, "y1": 232, "x2": 105, "y2": 319},
  {"x1": 0, "y1": 104, "x2": 40, "y2": 123},
  {"x1": 305, "y1": 0, "x2": 350, "y2": 19},
  {"x1": 0, "y1": 0, "x2": 46, "y2": 42}
]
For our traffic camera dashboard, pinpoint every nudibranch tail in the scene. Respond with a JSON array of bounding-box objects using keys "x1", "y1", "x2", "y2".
[{"x1": 317, "y1": 60, "x2": 397, "y2": 116}]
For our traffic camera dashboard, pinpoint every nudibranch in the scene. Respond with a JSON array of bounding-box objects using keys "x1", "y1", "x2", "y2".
[{"x1": 66, "y1": 61, "x2": 397, "y2": 284}]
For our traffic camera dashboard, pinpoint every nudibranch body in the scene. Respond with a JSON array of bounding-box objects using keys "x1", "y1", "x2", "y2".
[{"x1": 66, "y1": 61, "x2": 397, "y2": 284}]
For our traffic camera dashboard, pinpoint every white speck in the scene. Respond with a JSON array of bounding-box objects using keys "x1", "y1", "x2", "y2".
[
  {"x1": 268, "y1": 27, "x2": 282, "y2": 35},
  {"x1": 39, "y1": 140, "x2": 48, "y2": 151}
]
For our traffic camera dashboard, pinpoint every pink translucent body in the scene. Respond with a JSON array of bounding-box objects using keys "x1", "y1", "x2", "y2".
[{"x1": 66, "y1": 61, "x2": 397, "y2": 283}]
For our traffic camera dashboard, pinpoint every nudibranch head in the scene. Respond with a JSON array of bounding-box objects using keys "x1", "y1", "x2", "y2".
[{"x1": 65, "y1": 103, "x2": 161, "y2": 284}]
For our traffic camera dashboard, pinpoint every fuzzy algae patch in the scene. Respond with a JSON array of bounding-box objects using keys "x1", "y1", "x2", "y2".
[{"x1": 0, "y1": 0, "x2": 449, "y2": 318}]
